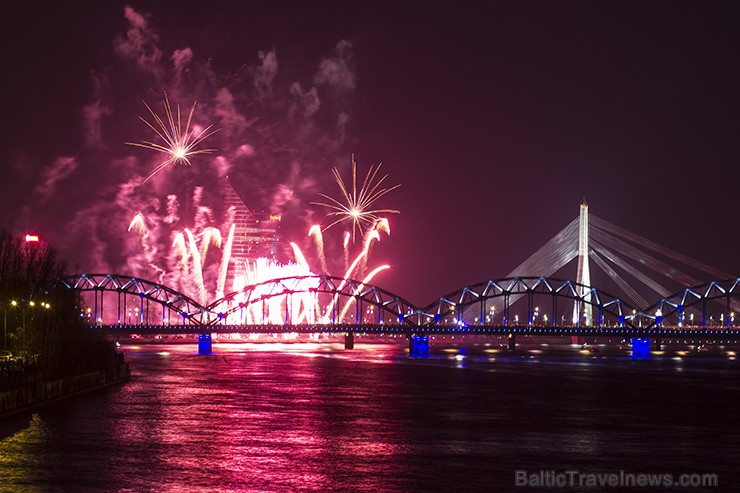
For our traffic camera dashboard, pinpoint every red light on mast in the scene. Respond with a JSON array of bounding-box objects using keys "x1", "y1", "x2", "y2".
[{"x1": 25, "y1": 234, "x2": 40, "y2": 242}]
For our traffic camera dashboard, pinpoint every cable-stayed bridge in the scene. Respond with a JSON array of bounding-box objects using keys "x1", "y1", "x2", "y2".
[{"x1": 59, "y1": 203, "x2": 740, "y2": 354}]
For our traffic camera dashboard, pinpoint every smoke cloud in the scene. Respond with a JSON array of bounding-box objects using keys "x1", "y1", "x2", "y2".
[
  {"x1": 33, "y1": 157, "x2": 79, "y2": 203},
  {"x1": 18, "y1": 5, "x2": 358, "y2": 302}
]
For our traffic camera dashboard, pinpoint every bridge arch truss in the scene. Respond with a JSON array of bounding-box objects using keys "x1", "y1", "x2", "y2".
[
  {"x1": 641, "y1": 278, "x2": 740, "y2": 328},
  {"x1": 58, "y1": 274, "x2": 207, "y2": 326},
  {"x1": 204, "y1": 275, "x2": 425, "y2": 327},
  {"x1": 422, "y1": 277, "x2": 635, "y2": 328},
  {"x1": 58, "y1": 273, "x2": 425, "y2": 329}
]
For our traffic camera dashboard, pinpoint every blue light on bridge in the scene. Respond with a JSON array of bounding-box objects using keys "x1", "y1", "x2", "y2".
[
  {"x1": 630, "y1": 338, "x2": 651, "y2": 359},
  {"x1": 198, "y1": 334, "x2": 213, "y2": 355},
  {"x1": 409, "y1": 335, "x2": 429, "y2": 358}
]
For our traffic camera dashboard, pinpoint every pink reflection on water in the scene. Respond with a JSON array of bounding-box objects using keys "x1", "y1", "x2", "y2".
[{"x1": 108, "y1": 342, "x2": 412, "y2": 491}]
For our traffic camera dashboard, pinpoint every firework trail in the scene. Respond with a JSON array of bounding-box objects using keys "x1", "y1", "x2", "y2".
[
  {"x1": 286, "y1": 244, "x2": 316, "y2": 324},
  {"x1": 290, "y1": 242, "x2": 310, "y2": 270},
  {"x1": 312, "y1": 156, "x2": 400, "y2": 243},
  {"x1": 239, "y1": 257, "x2": 315, "y2": 325},
  {"x1": 185, "y1": 228, "x2": 207, "y2": 305},
  {"x1": 127, "y1": 211, "x2": 150, "y2": 251},
  {"x1": 358, "y1": 229, "x2": 381, "y2": 277},
  {"x1": 216, "y1": 223, "x2": 235, "y2": 299},
  {"x1": 338, "y1": 264, "x2": 390, "y2": 322},
  {"x1": 127, "y1": 211, "x2": 147, "y2": 234},
  {"x1": 343, "y1": 231, "x2": 350, "y2": 271},
  {"x1": 358, "y1": 218, "x2": 391, "y2": 275},
  {"x1": 172, "y1": 231, "x2": 189, "y2": 275},
  {"x1": 323, "y1": 250, "x2": 367, "y2": 323},
  {"x1": 308, "y1": 225, "x2": 329, "y2": 274},
  {"x1": 125, "y1": 93, "x2": 220, "y2": 183},
  {"x1": 374, "y1": 217, "x2": 391, "y2": 236},
  {"x1": 200, "y1": 226, "x2": 222, "y2": 267}
]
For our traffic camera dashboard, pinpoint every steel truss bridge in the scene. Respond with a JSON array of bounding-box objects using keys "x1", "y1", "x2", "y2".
[{"x1": 58, "y1": 273, "x2": 740, "y2": 340}]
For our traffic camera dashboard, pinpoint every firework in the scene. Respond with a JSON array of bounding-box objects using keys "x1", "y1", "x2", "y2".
[
  {"x1": 126, "y1": 93, "x2": 220, "y2": 183},
  {"x1": 358, "y1": 229, "x2": 381, "y2": 277},
  {"x1": 290, "y1": 242, "x2": 310, "y2": 269},
  {"x1": 185, "y1": 228, "x2": 207, "y2": 305},
  {"x1": 322, "y1": 250, "x2": 368, "y2": 323},
  {"x1": 172, "y1": 232, "x2": 189, "y2": 274},
  {"x1": 338, "y1": 264, "x2": 390, "y2": 322},
  {"x1": 127, "y1": 211, "x2": 147, "y2": 234},
  {"x1": 200, "y1": 227, "x2": 222, "y2": 267},
  {"x1": 308, "y1": 225, "x2": 329, "y2": 274},
  {"x1": 236, "y1": 257, "x2": 316, "y2": 325},
  {"x1": 343, "y1": 231, "x2": 350, "y2": 271},
  {"x1": 374, "y1": 217, "x2": 391, "y2": 236},
  {"x1": 127, "y1": 211, "x2": 151, "y2": 252},
  {"x1": 216, "y1": 223, "x2": 235, "y2": 299},
  {"x1": 312, "y1": 156, "x2": 400, "y2": 242}
]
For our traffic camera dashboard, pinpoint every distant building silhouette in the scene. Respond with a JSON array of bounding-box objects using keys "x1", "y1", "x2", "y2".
[{"x1": 222, "y1": 178, "x2": 286, "y2": 284}]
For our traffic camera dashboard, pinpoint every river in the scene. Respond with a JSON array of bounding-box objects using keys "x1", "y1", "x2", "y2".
[{"x1": 1, "y1": 340, "x2": 738, "y2": 492}]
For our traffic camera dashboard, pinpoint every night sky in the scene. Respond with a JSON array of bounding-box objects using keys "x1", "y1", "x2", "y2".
[{"x1": 2, "y1": 1, "x2": 740, "y2": 306}]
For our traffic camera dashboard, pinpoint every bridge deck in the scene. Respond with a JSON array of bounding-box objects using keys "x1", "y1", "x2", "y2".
[{"x1": 87, "y1": 324, "x2": 740, "y2": 339}]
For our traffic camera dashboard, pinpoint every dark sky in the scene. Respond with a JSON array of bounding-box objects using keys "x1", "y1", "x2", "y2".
[{"x1": 2, "y1": 1, "x2": 740, "y2": 306}]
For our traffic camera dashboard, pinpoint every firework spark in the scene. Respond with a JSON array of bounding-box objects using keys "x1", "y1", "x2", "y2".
[
  {"x1": 216, "y1": 223, "x2": 235, "y2": 299},
  {"x1": 199, "y1": 227, "x2": 222, "y2": 267},
  {"x1": 127, "y1": 211, "x2": 150, "y2": 251},
  {"x1": 172, "y1": 232, "x2": 189, "y2": 275},
  {"x1": 338, "y1": 264, "x2": 390, "y2": 322},
  {"x1": 358, "y1": 229, "x2": 381, "y2": 277},
  {"x1": 184, "y1": 228, "x2": 207, "y2": 305},
  {"x1": 312, "y1": 156, "x2": 400, "y2": 242},
  {"x1": 374, "y1": 217, "x2": 391, "y2": 236},
  {"x1": 126, "y1": 93, "x2": 220, "y2": 183},
  {"x1": 290, "y1": 242, "x2": 310, "y2": 269},
  {"x1": 127, "y1": 211, "x2": 147, "y2": 234},
  {"x1": 322, "y1": 250, "x2": 368, "y2": 323},
  {"x1": 308, "y1": 225, "x2": 329, "y2": 274},
  {"x1": 343, "y1": 231, "x2": 350, "y2": 271}
]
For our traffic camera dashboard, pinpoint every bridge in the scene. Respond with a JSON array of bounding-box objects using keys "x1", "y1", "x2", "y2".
[
  {"x1": 58, "y1": 272, "x2": 740, "y2": 356},
  {"x1": 57, "y1": 203, "x2": 740, "y2": 356}
]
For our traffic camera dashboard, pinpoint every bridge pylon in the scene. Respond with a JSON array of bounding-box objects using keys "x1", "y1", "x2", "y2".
[{"x1": 573, "y1": 200, "x2": 593, "y2": 327}]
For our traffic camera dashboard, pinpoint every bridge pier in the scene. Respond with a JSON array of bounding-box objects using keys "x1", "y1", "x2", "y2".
[
  {"x1": 409, "y1": 335, "x2": 429, "y2": 357},
  {"x1": 508, "y1": 333, "x2": 516, "y2": 351},
  {"x1": 630, "y1": 338, "x2": 651, "y2": 359},
  {"x1": 198, "y1": 333, "x2": 213, "y2": 355},
  {"x1": 344, "y1": 332, "x2": 354, "y2": 350}
]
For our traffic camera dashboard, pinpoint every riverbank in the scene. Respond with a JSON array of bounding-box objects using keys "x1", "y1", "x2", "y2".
[{"x1": 0, "y1": 358, "x2": 130, "y2": 419}]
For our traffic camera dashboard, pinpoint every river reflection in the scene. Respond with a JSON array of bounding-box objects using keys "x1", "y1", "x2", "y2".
[{"x1": 1, "y1": 342, "x2": 739, "y2": 492}]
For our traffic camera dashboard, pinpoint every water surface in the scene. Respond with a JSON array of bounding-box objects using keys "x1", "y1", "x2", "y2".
[{"x1": 1, "y1": 342, "x2": 738, "y2": 491}]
